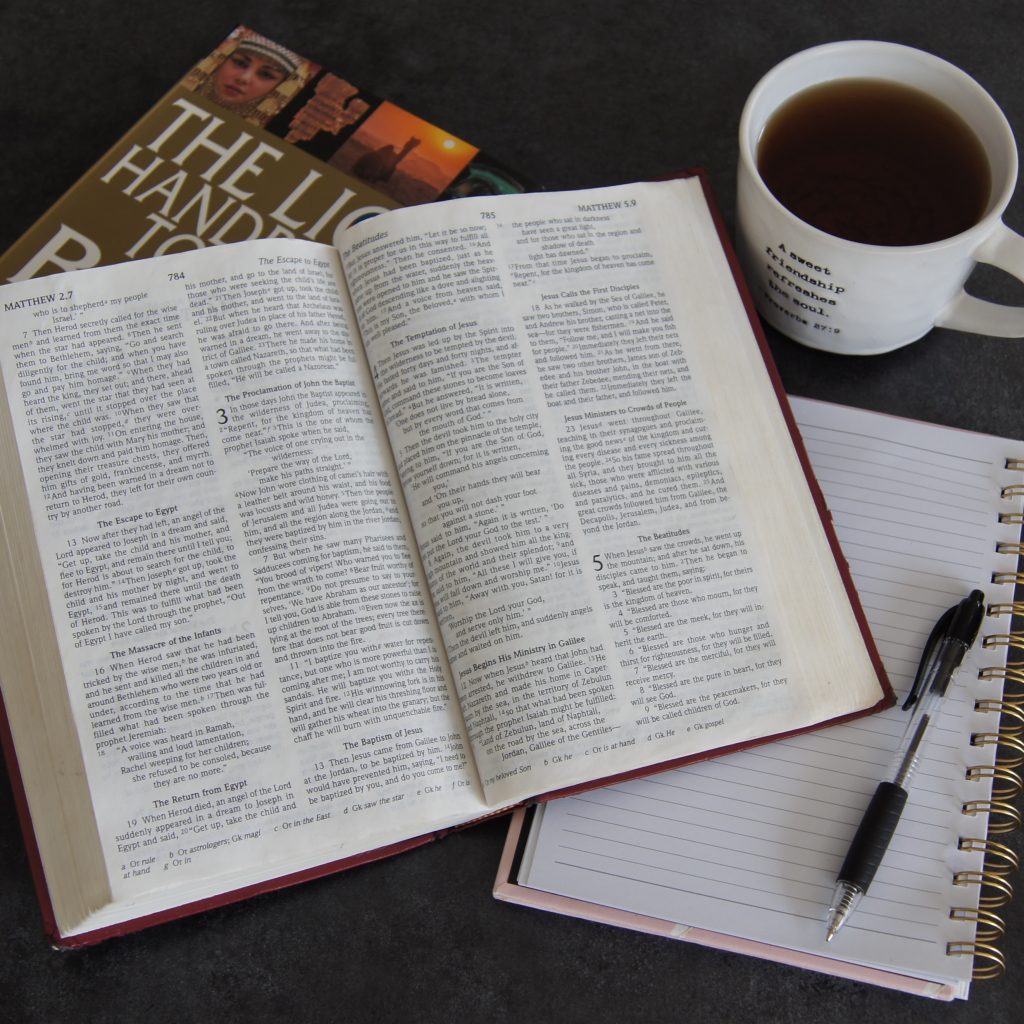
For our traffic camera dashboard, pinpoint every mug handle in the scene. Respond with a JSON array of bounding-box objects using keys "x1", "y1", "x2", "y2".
[{"x1": 937, "y1": 222, "x2": 1024, "y2": 336}]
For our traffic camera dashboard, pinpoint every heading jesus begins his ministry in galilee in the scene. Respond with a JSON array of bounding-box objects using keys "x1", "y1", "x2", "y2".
[{"x1": 0, "y1": 175, "x2": 891, "y2": 946}]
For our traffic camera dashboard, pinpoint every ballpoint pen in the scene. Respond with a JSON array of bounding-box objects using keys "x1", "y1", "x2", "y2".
[{"x1": 825, "y1": 589, "x2": 986, "y2": 942}]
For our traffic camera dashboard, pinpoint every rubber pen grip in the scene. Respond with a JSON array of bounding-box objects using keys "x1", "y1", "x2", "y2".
[{"x1": 837, "y1": 781, "x2": 908, "y2": 890}]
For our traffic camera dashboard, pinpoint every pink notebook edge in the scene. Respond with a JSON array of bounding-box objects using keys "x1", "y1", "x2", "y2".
[{"x1": 492, "y1": 806, "x2": 958, "y2": 1001}]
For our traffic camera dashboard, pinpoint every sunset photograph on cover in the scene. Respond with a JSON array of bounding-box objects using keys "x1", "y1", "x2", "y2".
[{"x1": 329, "y1": 101, "x2": 479, "y2": 204}]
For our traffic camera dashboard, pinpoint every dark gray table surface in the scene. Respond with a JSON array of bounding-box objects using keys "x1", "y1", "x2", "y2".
[{"x1": 2, "y1": 2, "x2": 1022, "y2": 1022}]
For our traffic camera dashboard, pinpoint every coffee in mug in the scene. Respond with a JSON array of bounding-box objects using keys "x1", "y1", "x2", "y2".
[
  {"x1": 736, "y1": 41, "x2": 1024, "y2": 355},
  {"x1": 757, "y1": 78, "x2": 991, "y2": 247}
]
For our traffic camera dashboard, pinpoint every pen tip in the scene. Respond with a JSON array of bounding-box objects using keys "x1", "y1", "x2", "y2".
[
  {"x1": 824, "y1": 902, "x2": 850, "y2": 942},
  {"x1": 826, "y1": 881, "x2": 861, "y2": 942}
]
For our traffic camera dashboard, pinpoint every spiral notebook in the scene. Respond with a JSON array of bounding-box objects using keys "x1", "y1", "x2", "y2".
[{"x1": 496, "y1": 397, "x2": 1024, "y2": 1001}]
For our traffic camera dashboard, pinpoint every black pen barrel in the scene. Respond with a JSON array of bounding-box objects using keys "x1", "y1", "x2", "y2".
[{"x1": 838, "y1": 781, "x2": 908, "y2": 891}]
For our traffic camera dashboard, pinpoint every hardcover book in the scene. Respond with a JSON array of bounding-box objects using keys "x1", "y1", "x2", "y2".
[{"x1": 0, "y1": 175, "x2": 891, "y2": 946}]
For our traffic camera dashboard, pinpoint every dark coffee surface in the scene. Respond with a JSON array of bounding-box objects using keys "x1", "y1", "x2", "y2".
[
  {"x1": 1, "y1": 3, "x2": 1022, "y2": 1024},
  {"x1": 758, "y1": 78, "x2": 991, "y2": 245}
]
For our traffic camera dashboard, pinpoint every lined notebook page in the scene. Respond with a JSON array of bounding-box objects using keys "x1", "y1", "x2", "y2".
[{"x1": 520, "y1": 397, "x2": 1024, "y2": 992}]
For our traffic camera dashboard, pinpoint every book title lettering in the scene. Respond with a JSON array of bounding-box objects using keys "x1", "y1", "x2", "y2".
[{"x1": 14, "y1": 97, "x2": 390, "y2": 282}]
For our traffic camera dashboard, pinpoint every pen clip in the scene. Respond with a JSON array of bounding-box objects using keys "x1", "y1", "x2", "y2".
[{"x1": 902, "y1": 605, "x2": 955, "y2": 711}]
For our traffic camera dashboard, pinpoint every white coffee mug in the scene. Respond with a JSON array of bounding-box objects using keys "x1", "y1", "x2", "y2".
[{"x1": 736, "y1": 40, "x2": 1024, "y2": 355}]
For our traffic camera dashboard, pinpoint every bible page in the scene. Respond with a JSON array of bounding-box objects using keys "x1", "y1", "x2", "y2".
[
  {"x1": 339, "y1": 180, "x2": 886, "y2": 808},
  {"x1": 0, "y1": 239, "x2": 484, "y2": 936}
]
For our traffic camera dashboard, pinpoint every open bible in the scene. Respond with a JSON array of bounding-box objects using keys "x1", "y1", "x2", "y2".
[{"x1": 0, "y1": 176, "x2": 891, "y2": 945}]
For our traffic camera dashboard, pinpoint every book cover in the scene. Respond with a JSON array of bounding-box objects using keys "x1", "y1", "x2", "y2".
[{"x1": 0, "y1": 25, "x2": 532, "y2": 284}]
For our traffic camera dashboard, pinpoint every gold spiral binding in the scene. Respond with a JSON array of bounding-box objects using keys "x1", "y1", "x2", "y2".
[
  {"x1": 949, "y1": 906, "x2": 1006, "y2": 942},
  {"x1": 962, "y1": 798, "x2": 1023, "y2": 833},
  {"x1": 988, "y1": 601, "x2": 1024, "y2": 617},
  {"x1": 954, "y1": 457, "x2": 1024, "y2": 984},
  {"x1": 975, "y1": 699, "x2": 1024, "y2": 738},
  {"x1": 983, "y1": 633, "x2": 1024, "y2": 653},
  {"x1": 964, "y1": 764, "x2": 1023, "y2": 800},
  {"x1": 952, "y1": 869, "x2": 1014, "y2": 908},
  {"x1": 958, "y1": 837, "x2": 1021, "y2": 876},
  {"x1": 971, "y1": 731, "x2": 1024, "y2": 769},
  {"x1": 946, "y1": 940, "x2": 1006, "y2": 981},
  {"x1": 979, "y1": 665, "x2": 1024, "y2": 685},
  {"x1": 978, "y1": 666, "x2": 1024, "y2": 707},
  {"x1": 992, "y1": 571, "x2": 1024, "y2": 586}
]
